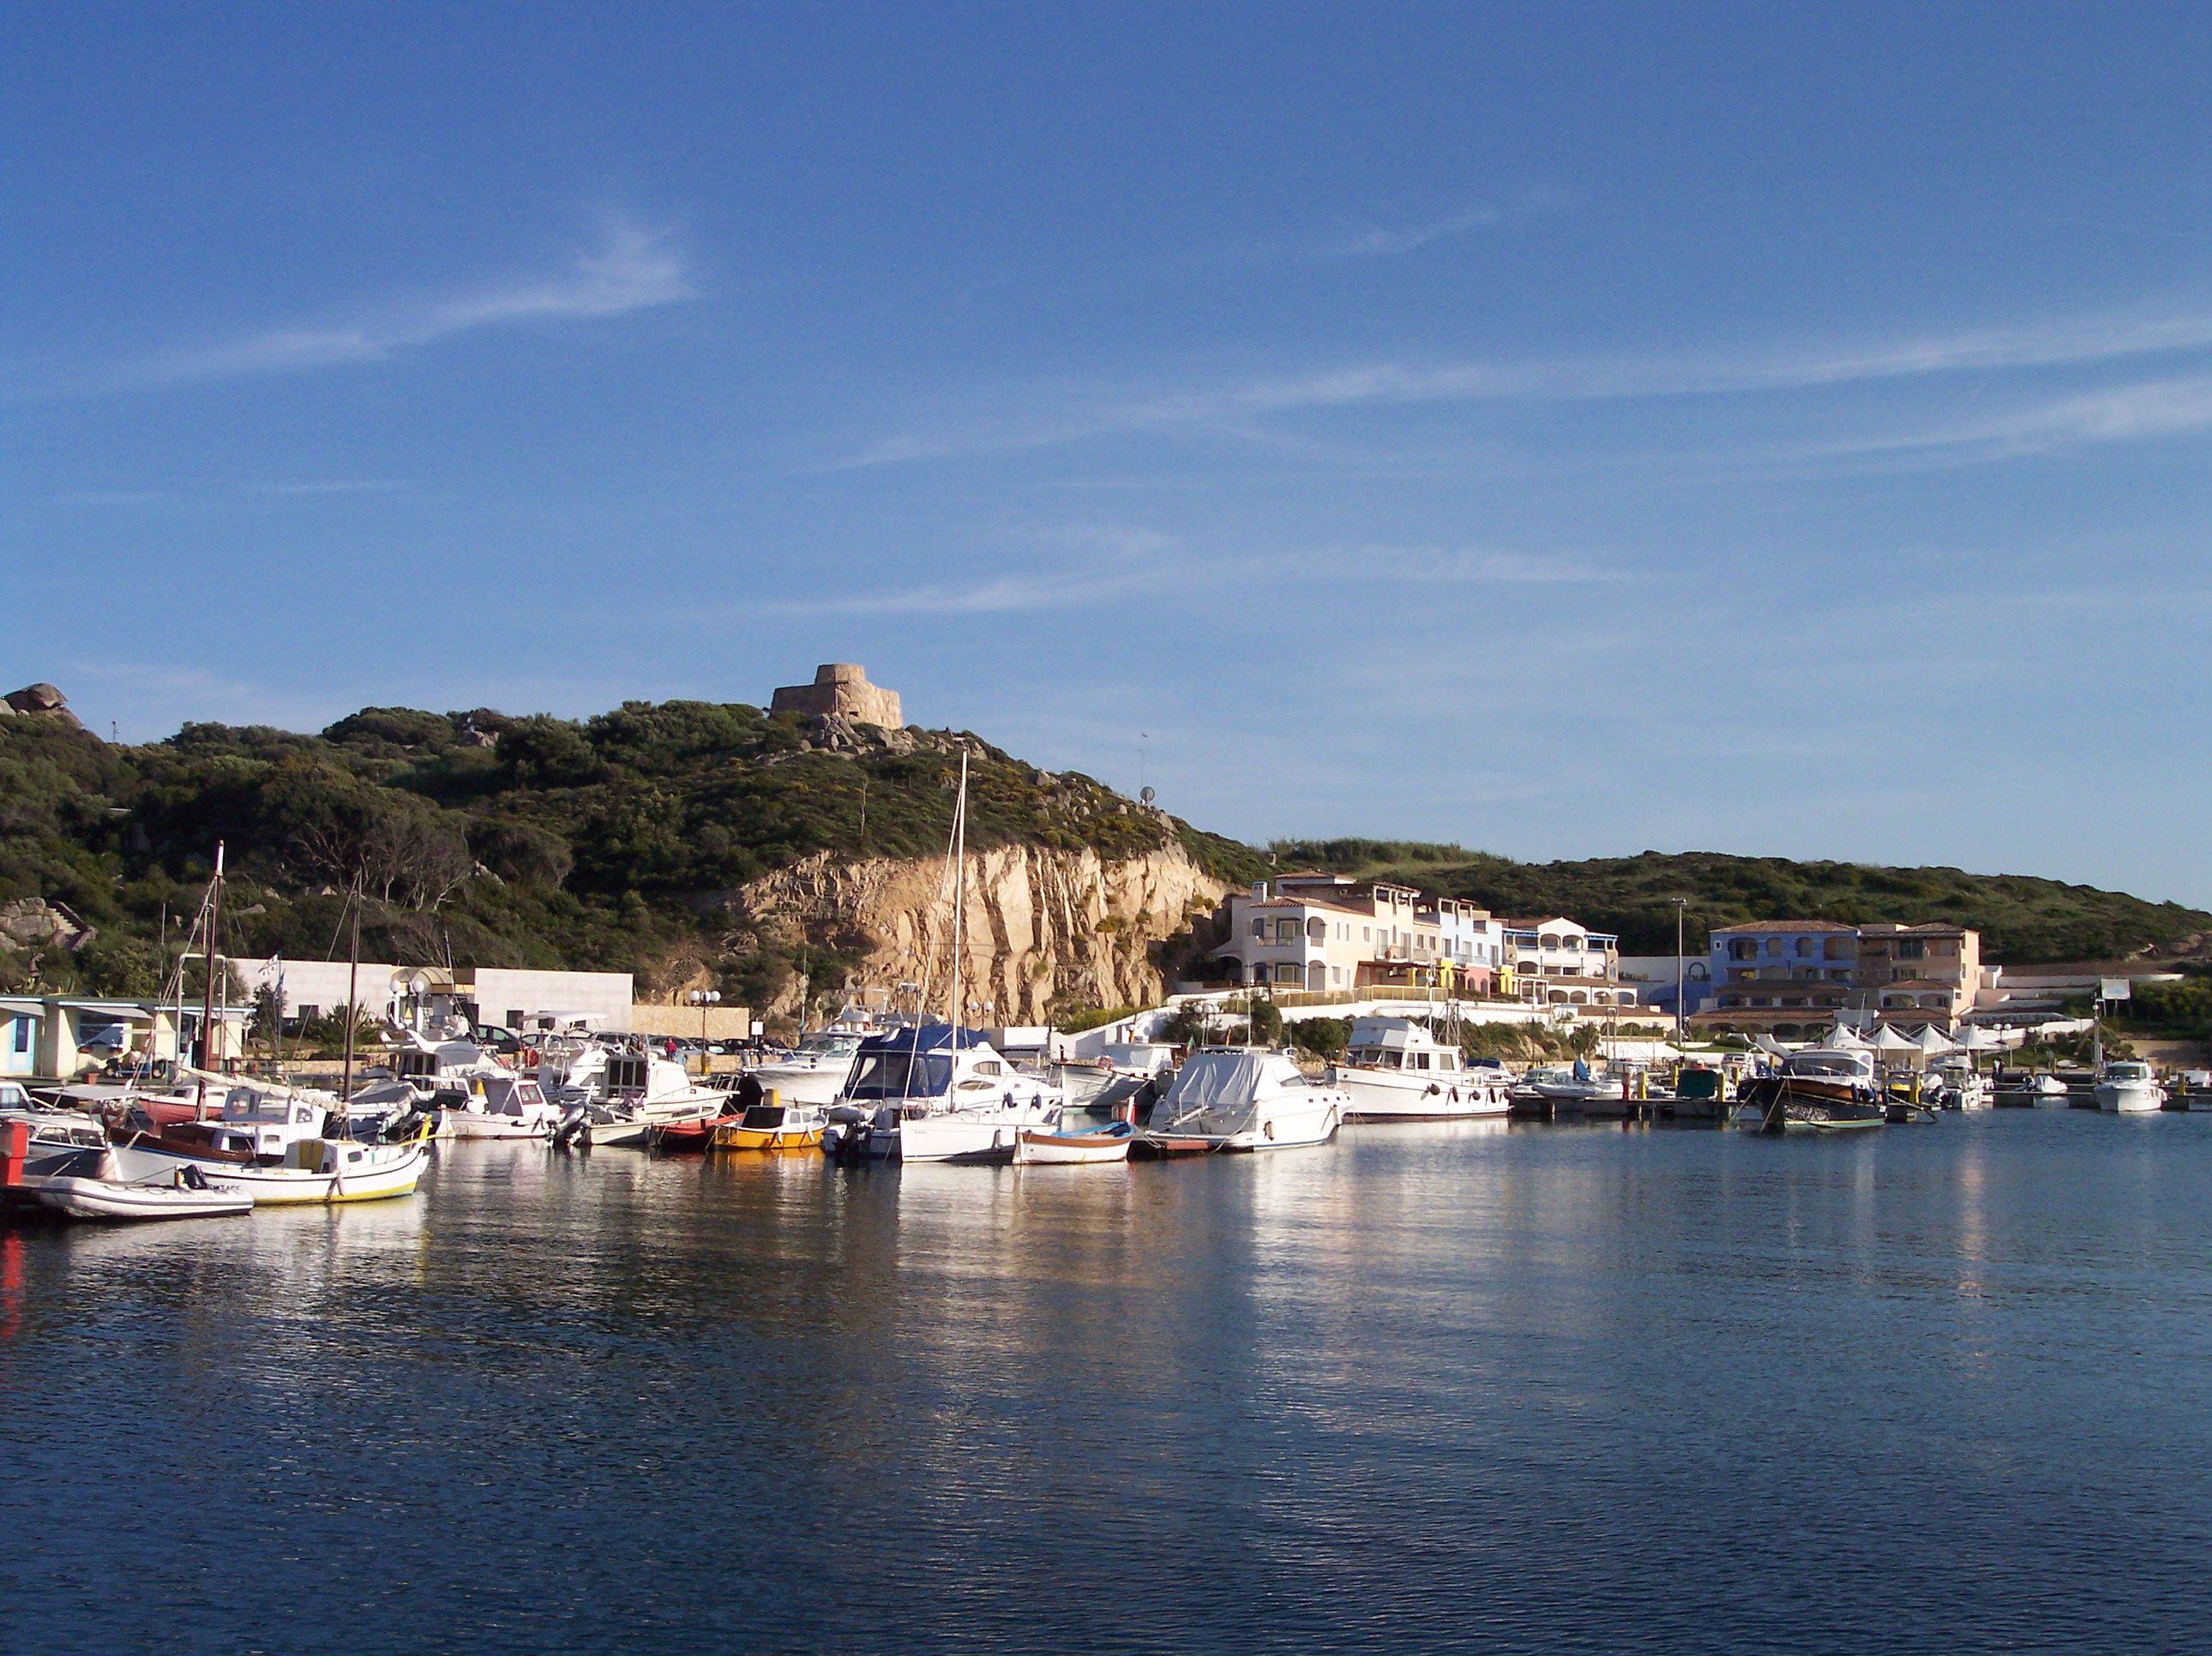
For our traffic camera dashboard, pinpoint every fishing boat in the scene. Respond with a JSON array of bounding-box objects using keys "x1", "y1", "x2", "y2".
[
  {"x1": 711, "y1": 1095, "x2": 828, "y2": 1152},
  {"x1": 1329, "y1": 1017, "x2": 1511, "y2": 1120},
  {"x1": 109, "y1": 1123, "x2": 433, "y2": 1204},
  {"x1": 2094, "y1": 1060, "x2": 2166, "y2": 1114},
  {"x1": 1139, "y1": 1048, "x2": 1346, "y2": 1153},
  {"x1": 1015, "y1": 1119, "x2": 1133, "y2": 1165},
  {"x1": 1734, "y1": 1048, "x2": 1886, "y2": 1133},
  {"x1": 34, "y1": 1150, "x2": 255, "y2": 1222}
]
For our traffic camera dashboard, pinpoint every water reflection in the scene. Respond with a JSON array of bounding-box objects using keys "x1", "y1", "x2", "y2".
[{"x1": 6, "y1": 1115, "x2": 2212, "y2": 1653}]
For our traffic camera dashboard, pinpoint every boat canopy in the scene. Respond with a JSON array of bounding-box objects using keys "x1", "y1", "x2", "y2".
[
  {"x1": 854, "y1": 1023, "x2": 987, "y2": 1056},
  {"x1": 1163, "y1": 1049, "x2": 1305, "y2": 1113},
  {"x1": 1781, "y1": 1048, "x2": 1878, "y2": 1081}
]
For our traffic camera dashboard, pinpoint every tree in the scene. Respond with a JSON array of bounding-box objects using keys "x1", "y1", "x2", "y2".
[{"x1": 1289, "y1": 1016, "x2": 1349, "y2": 1062}]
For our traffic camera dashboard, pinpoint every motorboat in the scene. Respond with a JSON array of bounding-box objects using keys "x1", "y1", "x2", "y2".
[
  {"x1": 742, "y1": 1031, "x2": 869, "y2": 1108},
  {"x1": 2095, "y1": 1061, "x2": 2167, "y2": 1114},
  {"x1": 438, "y1": 1073, "x2": 559, "y2": 1141},
  {"x1": 1139, "y1": 1048, "x2": 1346, "y2": 1153},
  {"x1": 34, "y1": 1149, "x2": 255, "y2": 1222},
  {"x1": 1329, "y1": 1017, "x2": 1511, "y2": 1120},
  {"x1": 1515, "y1": 1061, "x2": 1618, "y2": 1108},
  {"x1": 826, "y1": 1025, "x2": 1063, "y2": 1164},
  {"x1": 554, "y1": 1051, "x2": 725, "y2": 1148},
  {"x1": 1931, "y1": 1058, "x2": 1992, "y2": 1112},
  {"x1": 711, "y1": 1096, "x2": 828, "y2": 1152},
  {"x1": 1734, "y1": 1048, "x2": 1886, "y2": 1133},
  {"x1": 1016, "y1": 1119, "x2": 1134, "y2": 1165},
  {"x1": 1, "y1": 1081, "x2": 111, "y2": 1159}
]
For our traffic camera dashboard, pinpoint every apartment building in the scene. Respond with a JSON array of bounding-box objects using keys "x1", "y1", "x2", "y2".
[
  {"x1": 1697, "y1": 919, "x2": 1983, "y2": 1031},
  {"x1": 1211, "y1": 874, "x2": 1509, "y2": 997},
  {"x1": 1500, "y1": 917, "x2": 1632, "y2": 1009}
]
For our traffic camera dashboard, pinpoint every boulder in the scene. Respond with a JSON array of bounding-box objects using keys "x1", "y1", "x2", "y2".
[{"x1": 5, "y1": 682, "x2": 66, "y2": 713}]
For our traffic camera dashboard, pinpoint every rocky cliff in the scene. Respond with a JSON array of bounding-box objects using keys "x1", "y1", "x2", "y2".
[{"x1": 728, "y1": 842, "x2": 1226, "y2": 1023}]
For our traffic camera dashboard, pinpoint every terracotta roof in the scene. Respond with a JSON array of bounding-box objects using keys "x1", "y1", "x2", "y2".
[
  {"x1": 1880, "y1": 979, "x2": 1967, "y2": 993},
  {"x1": 1710, "y1": 920, "x2": 1857, "y2": 935},
  {"x1": 1858, "y1": 921, "x2": 1970, "y2": 937}
]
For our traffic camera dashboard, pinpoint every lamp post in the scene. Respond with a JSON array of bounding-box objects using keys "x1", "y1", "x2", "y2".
[
  {"x1": 1673, "y1": 897, "x2": 1688, "y2": 1051},
  {"x1": 688, "y1": 988, "x2": 720, "y2": 1060}
]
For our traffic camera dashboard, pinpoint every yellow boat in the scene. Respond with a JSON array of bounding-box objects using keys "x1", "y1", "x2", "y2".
[{"x1": 710, "y1": 1099, "x2": 826, "y2": 1152}]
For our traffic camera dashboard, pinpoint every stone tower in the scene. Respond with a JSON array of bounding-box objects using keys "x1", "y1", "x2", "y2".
[{"x1": 768, "y1": 663, "x2": 903, "y2": 728}]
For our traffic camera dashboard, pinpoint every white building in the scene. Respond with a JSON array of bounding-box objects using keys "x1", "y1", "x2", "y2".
[
  {"x1": 1500, "y1": 917, "x2": 1632, "y2": 1009},
  {"x1": 1210, "y1": 875, "x2": 1511, "y2": 997},
  {"x1": 231, "y1": 957, "x2": 635, "y2": 1035}
]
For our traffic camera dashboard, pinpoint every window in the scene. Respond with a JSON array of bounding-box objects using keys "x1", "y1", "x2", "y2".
[
  {"x1": 1728, "y1": 939, "x2": 1758, "y2": 960},
  {"x1": 1764, "y1": 939, "x2": 1782, "y2": 956},
  {"x1": 507, "y1": 1008, "x2": 526, "y2": 1027},
  {"x1": 298, "y1": 1005, "x2": 320, "y2": 1023},
  {"x1": 11, "y1": 1017, "x2": 28, "y2": 1055},
  {"x1": 1361, "y1": 927, "x2": 1372, "y2": 942},
  {"x1": 1899, "y1": 939, "x2": 1927, "y2": 960},
  {"x1": 1794, "y1": 939, "x2": 1812, "y2": 957},
  {"x1": 1251, "y1": 918, "x2": 1265, "y2": 939},
  {"x1": 1330, "y1": 966, "x2": 1343, "y2": 987}
]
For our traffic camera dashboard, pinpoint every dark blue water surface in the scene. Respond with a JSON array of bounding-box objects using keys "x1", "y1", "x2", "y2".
[{"x1": 5, "y1": 1109, "x2": 2210, "y2": 1653}]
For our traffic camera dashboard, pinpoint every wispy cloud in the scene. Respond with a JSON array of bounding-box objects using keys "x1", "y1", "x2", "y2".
[
  {"x1": 103, "y1": 219, "x2": 690, "y2": 390},
  {"x1": 752, "y1": 567, "x2": 1151, "y2": 618},
  {"x1": 833, "y1": 303, "x2": 2212, "y2": 470},
  {"x1": 1324, "y1": 206, "x2": 1501, "y2": 259},
  {"x1": 1778, "y1": 375, "x2": 2212, "y2": 468}
]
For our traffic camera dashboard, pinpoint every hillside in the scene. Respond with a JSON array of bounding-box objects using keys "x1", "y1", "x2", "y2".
[
  {"x1": 7, "y1": 685, "x2": 2206, "y2": 1022},
  {"x1": 1269, "y1": 840, "x2": 2212, "y2": 964},
  {"x1": 0, "y1": 693, "x2": 1254, "y2": 1011}
]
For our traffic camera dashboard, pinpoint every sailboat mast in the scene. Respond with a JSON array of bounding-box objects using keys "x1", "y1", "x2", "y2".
[
  {"x1": 196, "y1": 841, "x2": 225, "y2": 1114},
  {"x1": 948, "y1": 748, "x2": 968, "y2": 1041},
  {"x1": 342, "y1": 885, "x2": 363, "y2": 1103}
]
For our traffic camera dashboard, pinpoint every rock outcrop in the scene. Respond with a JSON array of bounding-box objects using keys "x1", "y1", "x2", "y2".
[
  {"x1": 4, "y1": 682, "x2": 81, "y2": 726},
  {"x1": 728, "y1": 843, "x2": 1224, "y2": 1023},
  {"x1": 0, "y1": 896, "x2": 96, "y2": 957}
]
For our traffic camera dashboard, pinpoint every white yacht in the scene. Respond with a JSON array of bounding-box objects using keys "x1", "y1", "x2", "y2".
[
  {"x1": 1932, "y1": 1057, "x2": 1992, "y2": 1112},
  {"x1": 745, "y1": 1031, "x2": 869, "y2": 1108},
  {"x1": 827, "y1": 1024, "x2": 1063, "y2": 1163},
  {"x1": 556, "y1": 1051, "x2": 725, "y2": 1147},
  {"x1": 1329, "y1": 1017, "x2": 1510, "y2": 1119},
  {"x1": 1140, "y1": 1048, "x2": 1346, "y2": 1152},
  {"x1": 2095, "y1": 1061, "x2": 2166, "y2": 1114}
]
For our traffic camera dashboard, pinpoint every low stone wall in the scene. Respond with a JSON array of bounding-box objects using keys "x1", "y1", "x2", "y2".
[{"x1": 628, "y1": 1004, "x2": 754, "y2": 1041}]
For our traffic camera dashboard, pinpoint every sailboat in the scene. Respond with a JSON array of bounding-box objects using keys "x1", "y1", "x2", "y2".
[{"x1": 824, "y1": 748, "x2": 1063, "y2": 1163}]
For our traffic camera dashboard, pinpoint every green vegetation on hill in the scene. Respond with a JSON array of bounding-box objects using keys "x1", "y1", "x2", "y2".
[
  {"x1": 1269, "y1": 841, "x2": 2212, "y2": 964},
  {"x1": 0, "y1": 699, "x2": 1242, "y2": 1010}
]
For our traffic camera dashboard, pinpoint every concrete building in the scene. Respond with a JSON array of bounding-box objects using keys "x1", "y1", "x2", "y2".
[
  {"x1": 231, "y1": 957, "x2": 635, "y2": 1035},
  {"x1": 768, "y1": 663, "x2": 903, "y2": 728}
]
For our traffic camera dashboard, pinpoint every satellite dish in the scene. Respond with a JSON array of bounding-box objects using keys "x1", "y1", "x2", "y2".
[{"x1": 1140, "y1": 786, "x2": 1156, "y2": 806}]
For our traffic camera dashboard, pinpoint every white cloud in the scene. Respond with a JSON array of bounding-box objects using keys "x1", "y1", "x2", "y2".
[
  {"x1": 113, "y1": 219, "x2": 691, "y2": 388},
  {"x1": 1325, "y1": 206, "x2": 1501, "y2": 258},
  {"x1": 1765, "y1": 375, "x2": 2212, "y2": 469}
]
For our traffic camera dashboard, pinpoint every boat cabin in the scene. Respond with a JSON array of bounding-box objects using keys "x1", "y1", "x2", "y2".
[
  {"x1": 1779, "y1": 1048, "x2": 1878, "y2": 1083},
  {"x1": 839, "y1": 1024, "x2": 1015, "y2": 1105},
  {"x1": 1340, "y1": 1017, "x2": 1463, "y2": 1077}
]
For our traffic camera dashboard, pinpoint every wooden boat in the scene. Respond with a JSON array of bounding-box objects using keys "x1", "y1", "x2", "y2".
[
  {"x1": 108, "y1": 1126, "x2": 432, "y2": 1204},
  {"x1": 645, "y1": 1113, "x2": 737, "y2": 1151},
  {"x1": 1735, "y1": 1048, "x2": 1887, "y2": 1133},
  {"x1": 1016, "y1": 1119, "x2": 1133, "y2": 1165},
  {"x1": 37, "y1": 1153, "x2": 255, "y2": 1222},
  {"x1": 711, "y1": 1099, "x2": 827, "y2": 1152}
]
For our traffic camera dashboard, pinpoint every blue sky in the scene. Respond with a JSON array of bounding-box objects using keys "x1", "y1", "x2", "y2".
[{"x1": 8, "y1": 3, "x2": 2212, "y2": 905}]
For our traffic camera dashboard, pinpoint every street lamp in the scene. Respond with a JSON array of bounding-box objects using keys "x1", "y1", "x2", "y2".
[
  {"x1": 1673, "y1": 897, "x2": 1689, "y2": 1051},
  {"x1": 688, "y1": 988, "x2": 721, "y2": 1053}
]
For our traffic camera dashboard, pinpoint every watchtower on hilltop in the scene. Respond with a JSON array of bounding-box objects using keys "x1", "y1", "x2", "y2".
[{"x1": 768, "y1": 663, "x2": 903, "y2": 729}]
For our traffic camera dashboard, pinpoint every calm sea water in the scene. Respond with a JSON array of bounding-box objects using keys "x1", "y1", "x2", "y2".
[{"x1": 5, "y1": 1109, "x2": 2210, "y2": 1653}]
